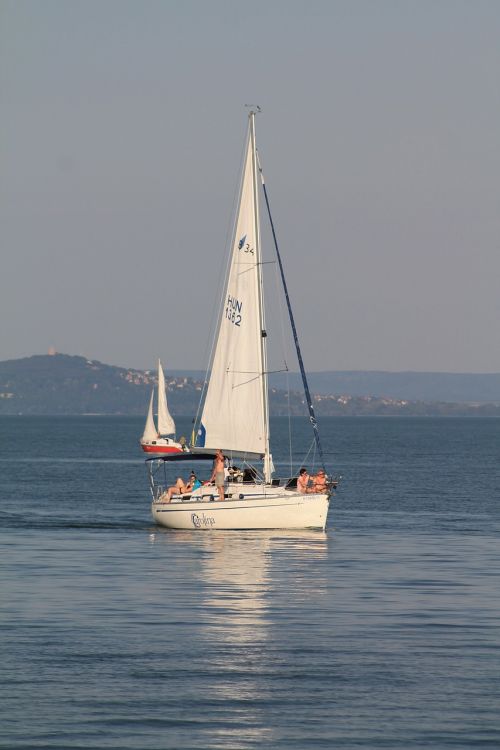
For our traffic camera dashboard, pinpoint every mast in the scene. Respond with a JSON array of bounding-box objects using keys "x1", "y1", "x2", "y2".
[
  {"x1": 257, "y1": 153, "x2": 326, "y2": 471},
  {"x1": 250, "y1": 111, "x2": 272, "y2": 482}
]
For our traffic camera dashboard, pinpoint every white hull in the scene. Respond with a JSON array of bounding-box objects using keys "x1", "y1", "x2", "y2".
[{"x1": 151, "y1": 485, "x2": 329, "y2": 531}]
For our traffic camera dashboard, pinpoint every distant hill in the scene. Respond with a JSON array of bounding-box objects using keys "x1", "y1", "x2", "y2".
[
  {"x1": 150, "y1": 369, "x2": 500, "y2": 404},
  {"x1": 0, "y1": 354, "x2": 201, "y2": 416},
  {"x1": 0, "y1": 354, "x2": 499, "y2": 416},
  {"x1": 269, "y1": 371, "x2": 500, "y2": 404}
]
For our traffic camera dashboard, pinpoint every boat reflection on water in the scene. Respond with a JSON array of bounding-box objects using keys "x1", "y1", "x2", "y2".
[
  {"x1": 199, "y1": 532, "x2": 273, "y2": 646},
  {"x1": 148, "y1": 530, "x2": 329, "y2": 743},
  {"x1": 149, "y1": 529, "x2": 329, "y2": 641}
]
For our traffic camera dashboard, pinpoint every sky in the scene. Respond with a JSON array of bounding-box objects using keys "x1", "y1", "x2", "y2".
[{"x1": 1, "y1": 0, "x2": 499, "y2": 373}]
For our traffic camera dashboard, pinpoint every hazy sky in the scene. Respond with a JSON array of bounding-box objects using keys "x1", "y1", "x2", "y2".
[{"x1": 1, "y1": 0, "x2": 499, "y2": 373}]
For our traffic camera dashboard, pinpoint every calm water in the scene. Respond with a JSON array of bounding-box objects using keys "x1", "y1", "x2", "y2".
[{"x1": 1, "y1": 416, "x2": 499, "y2": 749}]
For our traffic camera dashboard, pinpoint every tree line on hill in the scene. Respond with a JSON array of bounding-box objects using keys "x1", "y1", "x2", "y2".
[{"x1": 0, "y1": 353, "x2": 499, "y2": 416}]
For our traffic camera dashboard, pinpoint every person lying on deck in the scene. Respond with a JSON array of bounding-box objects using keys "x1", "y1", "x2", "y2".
[{"x1": 165, "y1": 472, "x2": 200, "y2": 501}]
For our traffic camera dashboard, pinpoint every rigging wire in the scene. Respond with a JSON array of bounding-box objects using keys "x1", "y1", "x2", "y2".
[
  {"x1": 269, "y1": 220, "x2": 294, "y2": 476},
  {"x1": 256, "y1": 150, "x2": 326, "y2": 472}
]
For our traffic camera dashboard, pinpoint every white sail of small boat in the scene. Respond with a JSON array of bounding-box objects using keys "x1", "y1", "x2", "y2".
[
  {"x1": 141, "y1": 390, "x2": 157, "y2": 442},
  {"x1": 156, "y1": 360, "x2": 175, "y2": 436},
  {"x1": 140, "y1": 360, "x2": 183, "y2": 454},
  {"x1": 147, "y1": 112, "x2": 335, "y2": 528}
]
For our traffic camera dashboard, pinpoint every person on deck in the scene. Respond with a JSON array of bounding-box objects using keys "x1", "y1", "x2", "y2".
[
  {"x1": 207, "y1": 449, "x2": 225, "y2": 501},
  {"x1": 165, "y1": 472, "x2": 197, "y2": 501},
  {"x1": 309, "y1": 469, "x2": 328, "y2": 494},
  {"x1": 191, "y1": 473, "x2": 202, "y2": 491},
  {"x1": 297, "y1": 467, "x2": 310, "y2": 493}
]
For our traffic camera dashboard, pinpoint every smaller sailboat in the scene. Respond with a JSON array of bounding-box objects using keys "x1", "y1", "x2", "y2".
[{"x1": 140, "y1": 360, "x2": 184, "y2": 454}]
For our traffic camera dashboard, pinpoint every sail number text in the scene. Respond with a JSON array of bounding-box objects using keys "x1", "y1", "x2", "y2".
[{"x1": 225, "y1": 294, "x2": 243, "y2": 327}]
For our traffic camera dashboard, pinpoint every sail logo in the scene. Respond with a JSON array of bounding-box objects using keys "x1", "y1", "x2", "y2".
[
  {"x1": 237, "y1": 234, "x2": 254, "y2": 255},
  {"x1": 225, "y1": 294, "x2": 242, "y2": 327},
  {"x1": 195, "y1": 423, "x2": 206, "y2": 447}
]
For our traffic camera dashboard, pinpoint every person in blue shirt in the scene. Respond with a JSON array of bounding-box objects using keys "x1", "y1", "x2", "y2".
[
  {"x1": 190, "y1": 473, "x2": 202, "y2": 491},
  {"x1": 165, "y1": 472, "x2": 201, "y2": 501}
]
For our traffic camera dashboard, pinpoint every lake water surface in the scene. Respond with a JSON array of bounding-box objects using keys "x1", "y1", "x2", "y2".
[{"x1": 1, "y1": 416, "x2": 499, "y2": 749}]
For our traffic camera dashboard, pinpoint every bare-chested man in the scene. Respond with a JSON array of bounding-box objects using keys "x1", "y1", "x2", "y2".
[{"x1": 209, "y1": 449, "x2": 225, "y2": 501}]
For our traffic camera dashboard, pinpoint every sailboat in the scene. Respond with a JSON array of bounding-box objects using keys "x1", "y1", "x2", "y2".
[
  {"x1": 140, "y1": 359, "x2": 184, "y2": 454},
  {"x1": 147, "y1": 111, "x2": 334, "y2": 530}
]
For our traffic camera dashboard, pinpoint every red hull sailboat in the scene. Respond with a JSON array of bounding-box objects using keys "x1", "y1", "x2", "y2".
[{"x1": 140, "y1": 360, "x2": 184, "y2": 455}]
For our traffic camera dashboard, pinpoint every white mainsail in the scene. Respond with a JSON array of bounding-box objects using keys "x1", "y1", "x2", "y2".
[
  {"x1": 142, "y1": 390, "x2": 157, "y2": 441},
  {"x1": 157, "y1": 359, "x2": 175, "y2": 436},
  {"x1": 198, "y1": 115, "x2": 270, "y2": 463}
]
